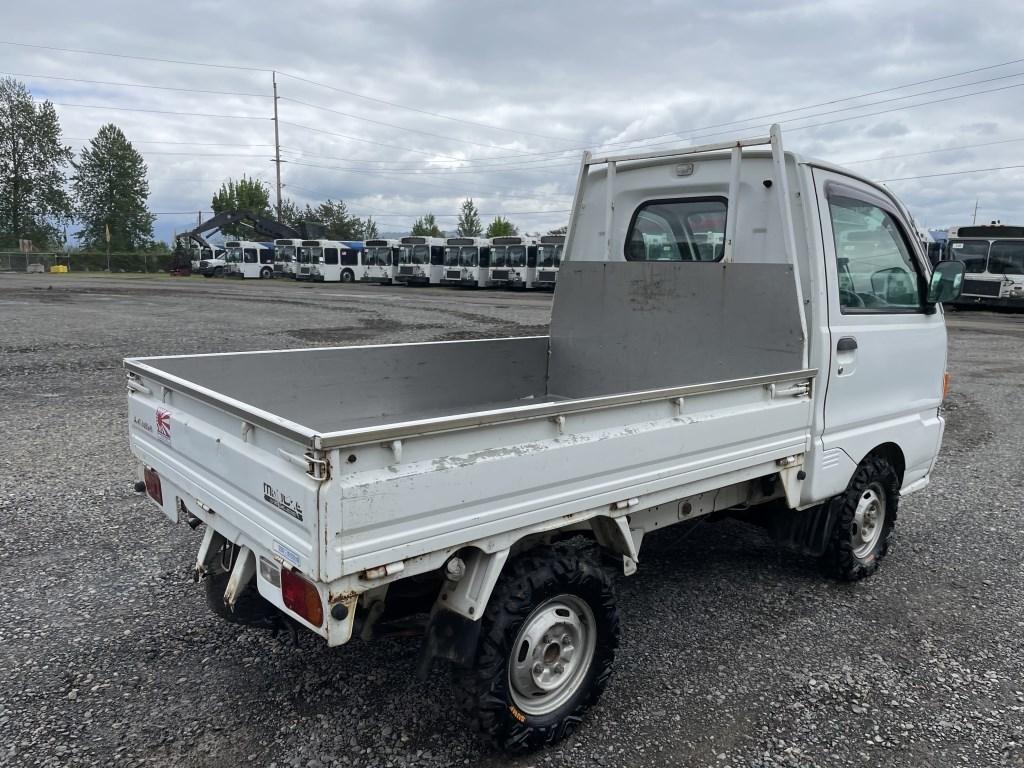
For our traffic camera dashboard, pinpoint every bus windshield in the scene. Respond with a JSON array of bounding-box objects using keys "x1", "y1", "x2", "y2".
[
  {"x1": 490, "y1": 246, "x2": 507, "y2": 267},
  {"x1": 367, "y1": 247, "x2": 391, "y2": 266},
  {"x1": 459, "y1": 247, "x2": 478, "y2": 267},
  {"x1": 444, "y1": 247, "x2": 460, "y2": 266},
  {"x1": 225, "y1": 247, "x2": 243, "y2": 263},
  {"x1": 988, "y1": 241, "x2": 1024, "y2": 274},
  {"x1": 411, "y1": 245, "x2": 429, "y2": 265},
  {"x1": 278, "y1": 246, "x2": 295, "y2": 262},
  {"x1": 509, "y1": 245, "x2": 527, "y2": 267},
  {"x1": 538, "y1": 245, "x2": 562, "y2": 267},
  {"x1": 949, "y1": 240, "x2": 989, "y2": 273}
]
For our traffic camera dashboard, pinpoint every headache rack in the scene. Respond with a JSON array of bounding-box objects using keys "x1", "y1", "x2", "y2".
[{"x1": 563, "y1": 123, "x2": 808, "y2": 368}]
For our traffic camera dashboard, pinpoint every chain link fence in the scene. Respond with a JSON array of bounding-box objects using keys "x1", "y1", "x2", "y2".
[{"x1": 0, "y1": 251, "x2": 174, "y2": 273}]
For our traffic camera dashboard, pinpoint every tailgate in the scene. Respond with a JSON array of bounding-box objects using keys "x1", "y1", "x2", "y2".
[{"x1": 127, "y1": 376, "x2": 321, "y2": 578}]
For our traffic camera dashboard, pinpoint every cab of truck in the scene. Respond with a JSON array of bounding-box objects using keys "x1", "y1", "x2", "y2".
[
  {"x1": 442, "y1": 237, "x2": 492, "y2": 287},
  {"x1": 489, "y1": 236, "x2": 537, "y2": 288},
  {"x1": 395, "y1": 236, "x2": 446, "y2": 285},
  {"x1": 363, "y1": 239, "x2": 399, "y2": 284},
  {"x1": 534, "y1": 234, "x2": 564, "y2": 289}
]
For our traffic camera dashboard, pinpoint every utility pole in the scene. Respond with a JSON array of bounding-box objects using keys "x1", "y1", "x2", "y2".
[
  {"x1": 272, "y1": 71, "x2": 283, "y2": 222},
  {"x1": 972, "y1": 199, "x2": 979, "y2": 225}
]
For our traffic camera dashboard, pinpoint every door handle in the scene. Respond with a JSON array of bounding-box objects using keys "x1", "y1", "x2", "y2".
[{"x1": 836, "y1": 337, "x2": 858, "y2": 352}]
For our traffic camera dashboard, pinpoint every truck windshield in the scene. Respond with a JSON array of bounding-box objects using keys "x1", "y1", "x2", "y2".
[
  {"x1": 948, "y1": 240, "x2": 989, "y2": 273},
  {"x1": 509, "y1": 246, "x2": 527, "y2": 267},
  {"x1": 459, "y1": 247, "x2": 478, "y2": 267},
  {"x1": 988, "y1": 241, "x2": 1024, "y2": 274},
  {"x1": 225, "y1": 248, "x2": 242, "y2": 263},
  {"x1": 444, "y1": 247, "x2": 460, "y2": 266},
  {"x1": 490, "y1": 246, "x2": 507, "y2": 267}
]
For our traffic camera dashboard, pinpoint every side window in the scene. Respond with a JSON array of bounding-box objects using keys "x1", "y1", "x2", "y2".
[
  {"x1": 341, "y1": 250, "x2": 357, "y2": 266},
  {"x1": 323, "y1": 248, "x2": 339, "y2": 265},
  {"x1": 261, "y1": 251, "x2": 273, "y2": 264},
  {"x1": 828, "y1": 195, "x2": 923, "y2": 313},
  {"x1": 625, "y1": 198, "x2": 727, "y2": 262}
]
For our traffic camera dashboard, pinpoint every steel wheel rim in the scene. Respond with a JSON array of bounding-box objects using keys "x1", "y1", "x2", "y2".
[
  {"x1": 852, "y1": 482, "x2": 886, "y2": 559},
  {"x1": 508, "y1": 595, "x2": 597, "y2": 716}
]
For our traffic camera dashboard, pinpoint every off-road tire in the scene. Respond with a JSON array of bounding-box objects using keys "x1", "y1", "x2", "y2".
[
  {"x1": 823, "y1": 455, "x2": 899, "y2": 580},
  {"x1": 453, "y1": 544, "x2": 619, "y2": 753}
]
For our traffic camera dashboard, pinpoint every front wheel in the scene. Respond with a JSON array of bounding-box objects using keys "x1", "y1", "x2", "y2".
[
  {"x1": 341, "y1": 269, "x2": 355, "y2": 283},
  {"x1": 213, "y1": 266, "x2": 224, "y2": 277},
  {"x1": 454, "y1": 544, "x2": 619, "y2": 753},
  {"x1": 260, "y1": 267, "x2": 272, "y2": 279},
  {"x1": 823, "y1": 455, "x2": 899, "y2": 580}
]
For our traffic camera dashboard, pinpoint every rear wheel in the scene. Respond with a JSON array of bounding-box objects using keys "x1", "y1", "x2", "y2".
[
  {"x1": 341, "y1": 268, "x2": 355, "y2": 283},
  {"x1": 823, "y1": 455, "x2": 899, "y2": 580},
  {"x1": 454, "y1": 544, "x2": 619, "y2": 753}
]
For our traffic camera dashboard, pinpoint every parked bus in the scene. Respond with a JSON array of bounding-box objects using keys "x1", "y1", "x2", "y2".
[
  {"x1": 442, "y1": 237, "x2": 492, "y2": 287},
  {"x1": 395, "y1": 236, "x2": 446, "y2": 285},
  {"x1": 362, "y1": 239, "x2": 399, "y2": 284},
  {"x1": 488, "y1": 236, "x2": 538, "y2": 288},
  {"x1": 946, "y1": 224, "x2": 1024, "y2": 309},
  {"x1": 534, "y1": 234, "x2": 565, "y2": 290},
  {"x1": 273, "y1": 238, "x2": 303, "y2": 278},
  {"x1": 297, "y1": 241, "x2": 364, "y2": 282},
  {"x1": 224, "y1": 241, "x2": 276, "y2": 279}
]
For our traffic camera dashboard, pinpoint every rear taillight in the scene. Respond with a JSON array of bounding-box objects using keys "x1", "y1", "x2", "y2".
[
  {"x1": 144, "y1": 466, "x2": 162, "y2": 506},
  {"x1": 280, "y1": 568, "x2": 323, "y2": 627}
]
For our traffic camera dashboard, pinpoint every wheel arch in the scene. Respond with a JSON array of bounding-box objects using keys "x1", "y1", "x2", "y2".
[{"x1": 862, "y1": 441, "x2": 906, "y2": 486}]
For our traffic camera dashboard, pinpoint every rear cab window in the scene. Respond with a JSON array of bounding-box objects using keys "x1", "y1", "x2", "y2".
[{"x1": 624, "y1": 198, "x2": 727, "y2": 262}]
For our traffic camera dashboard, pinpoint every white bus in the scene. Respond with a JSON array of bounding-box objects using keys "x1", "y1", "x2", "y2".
[
  {"x1": 394, "y1": 236, "x2": 446, "y2": 285},
  {"x1": 442, "y1": 237, "x2": 492, "y2": 287},
  {"x1": 488, "y1": 236, "x2": 538, "y2": 288},
  {"x1": 300, "y1": 241, "x2": 365, "y2": 282},
  {"x1": 946, "y1": 224, "x2": 1024, "y2": 309},
  {"x1": 362, "y1": 239, "x2": 399, "y2": 284},
  {"x1": 273, "y1": 238, "x2": 303, "y2": 278},
  {"x1": 534, "y1": 234, "x2": 565, "y2": 290},
  {"x1": 224, "y1": 241, "x2": 276, "y2": 279}
]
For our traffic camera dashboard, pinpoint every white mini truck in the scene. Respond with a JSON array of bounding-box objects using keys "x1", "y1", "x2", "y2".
[{"x1": 126, "y1": 127, "x2": 965, "y2": 753}]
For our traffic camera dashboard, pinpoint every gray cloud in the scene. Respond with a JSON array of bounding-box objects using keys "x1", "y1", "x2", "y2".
[{"x1": 2, "y1": 0, "x2": 1023, "y2": 241}]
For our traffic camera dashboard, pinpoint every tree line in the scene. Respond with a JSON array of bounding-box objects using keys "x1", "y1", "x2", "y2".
[{"x1": 1, "y1": 76, "x2": 566, "y2": 255}]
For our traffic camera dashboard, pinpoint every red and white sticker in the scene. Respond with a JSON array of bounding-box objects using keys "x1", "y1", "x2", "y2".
[{"x1": 155, "y1": 408, "x2": 172, "y2": 441}]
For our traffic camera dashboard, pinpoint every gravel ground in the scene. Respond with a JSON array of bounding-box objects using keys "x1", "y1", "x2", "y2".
[{"x1": 1, "y1": 274, "x2": 1022, "y2": 768}]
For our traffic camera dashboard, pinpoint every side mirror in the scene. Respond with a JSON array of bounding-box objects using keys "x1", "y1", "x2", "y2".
[{"x1": 927, "y1": 260, "x2": 965, "y2": 304}]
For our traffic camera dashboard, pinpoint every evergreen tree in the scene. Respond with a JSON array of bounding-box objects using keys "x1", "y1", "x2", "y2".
[
  {"x1": 485, "y1": 216, "x2": 517, "y2": 238},
  {"x1": 547, "y1": 224, "x2": 568, "y2": 236},
  {"x1": 411, "y1": 213, "x2": 444, "y2": 237},
  {"x1": 0, "y1": 77, "x2": 73, "y2": 249},
  {"x1": 210, "y1": 175, "x2": 271, "y2": 236},
  {"x1": 456, "y1": 198, "x2": 482, "y2": 237},
  {"x1": 313, "y1": 199, "x2": 362, "y2": 240},
  {"x1": 72, "y1": 124, "x2": 154, "y2": 251},
  {"x1": 360, "y1": 217, "x2": 380, "y2": 240}
]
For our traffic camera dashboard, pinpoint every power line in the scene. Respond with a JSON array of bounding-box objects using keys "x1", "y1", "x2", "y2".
[
  {"x1": 0, "y1": 40, "x2": 269, "y2": 72},
  {"x1": 50, "y1": 101, "x2": 269, "y2": 120},
  {"x1": 0, "y1": 70, "x2": 268, "y2": 98},
  {"x1": 841, "y1": 136, "x2": 1024, "y2": 165},
  {"x1": 279, "y1": 95, "x2": 531, "y2": 151},
  {"x1": 879, "y1": 164, "x2": 1024, "y2": 182},
  {"x1": 276, "y1": 70, "x2": 568, "y2": 142}
]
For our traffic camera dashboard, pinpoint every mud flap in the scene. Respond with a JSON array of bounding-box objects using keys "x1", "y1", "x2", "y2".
[
  {"x1": 417, "y1": 607, "x2": 482, "y2": 680},
  {"x1": 764, "y1": 500, "x2": 839, "y2": 558}
]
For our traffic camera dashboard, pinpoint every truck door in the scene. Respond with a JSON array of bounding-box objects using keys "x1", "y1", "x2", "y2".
[{"x1": 813, "y1": 168, "x2": 947, "y2": 488}]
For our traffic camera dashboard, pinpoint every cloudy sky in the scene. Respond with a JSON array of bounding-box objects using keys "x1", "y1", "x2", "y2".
[{"x1": 4, "y1": 0, "x2": 1023, "y2": 243}]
